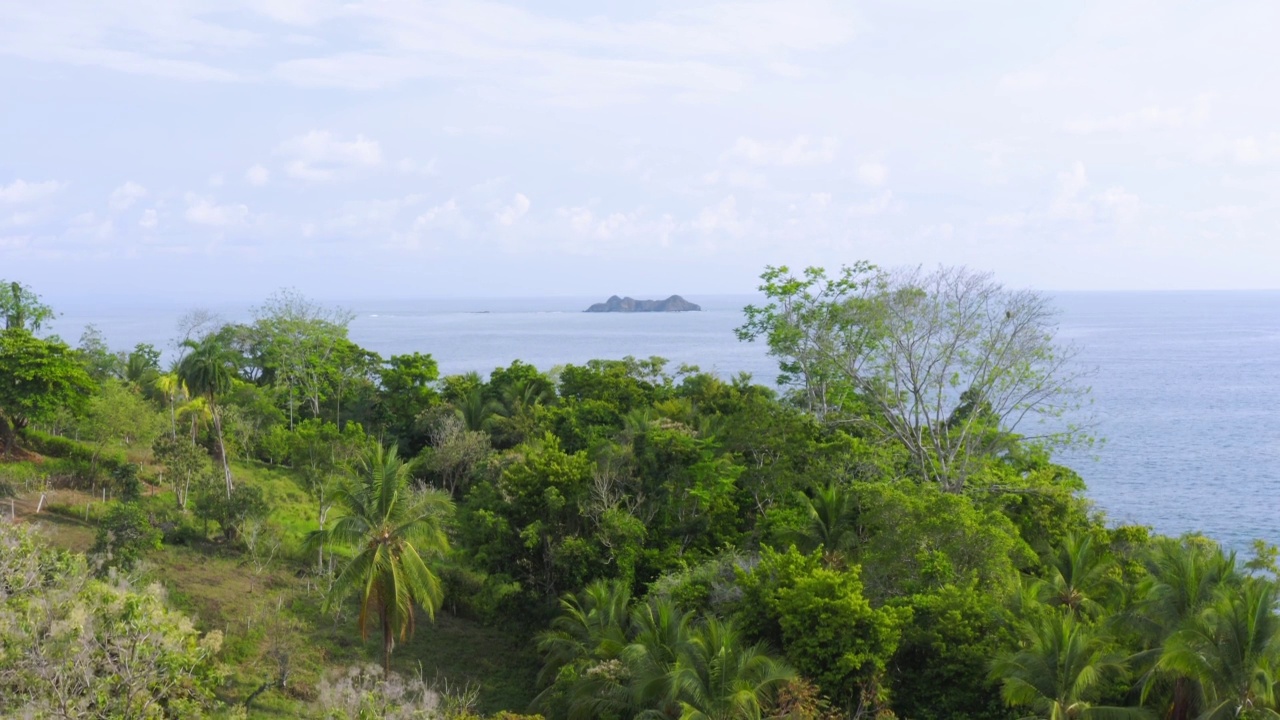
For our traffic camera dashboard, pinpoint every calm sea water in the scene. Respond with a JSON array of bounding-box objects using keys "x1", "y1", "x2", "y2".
[{"x1": 47, "y1": 292, "x2": 1280, "y2": 550}]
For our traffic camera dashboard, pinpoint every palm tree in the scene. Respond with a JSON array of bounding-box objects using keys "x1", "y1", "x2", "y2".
[
  {"x1": 626, "y1": 598, "x2": 695, "y2": 718},
  {"x1": 667, "y1": 617, "x2": 796, "y2": 720},
  {"x1": 537, "y1": 579, "x2": 633, "y2": 684},
  {"x1": 990, "y1": 612, "x2": 1149, "y2": 719},
  {"x1": 1159, "y1": 580, "x2": 1280, "y2": 719},
  {"x1": 176, "y1": 334, "x2": 238, "y2": 499},
  {"x1": 1133, "y1": 537, "x2": 1240, "y2": 720},
  {"x1": 793, "y1": 481, "x2": 860, "y2": 558},
  {"x1": 153, "y1": 371, "x2": 188, "y2": 440},
  {"x1": 313, "y1": 443, "x2": 453, "y2": 677},
  {"x1": 456, "y1": 386, "x2": 501, "y2": 433},
  {"x1": 1037, "y1": 533, "x2": 1119, "y2": 619},
  {"x1": 535, "y1": 579, "x2": 635, "y2": 720}
]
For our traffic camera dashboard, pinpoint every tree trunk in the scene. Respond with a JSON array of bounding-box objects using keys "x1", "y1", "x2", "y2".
[
  {"x1": 381, "y1": 607, "x2": 393, "y2": 679},
  {"x1": 211, "y1": 403, "x2": 233, "y2": 499},
  {"x1": 0, "y1": 416, "x2": 14, "y2": 457}
]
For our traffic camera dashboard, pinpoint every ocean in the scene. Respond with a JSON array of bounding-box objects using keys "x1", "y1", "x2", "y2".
[{"x1": 46, "y1": 291, "x2": 1280, "y2": 551}]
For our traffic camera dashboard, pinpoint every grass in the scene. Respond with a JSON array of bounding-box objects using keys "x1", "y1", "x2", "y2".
[{"x1": 6, "y1": 451, "x2": 540, "y2": 718}]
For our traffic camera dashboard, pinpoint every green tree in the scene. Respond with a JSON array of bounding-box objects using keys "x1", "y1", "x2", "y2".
[
  {"x1": 176, "y1": 331, "x2": 239, "y2": 499},
  {"x1": 91, "y1": 502, "x2": 163, "y2": 573},
  {"x1": 792, "y1": 481, "x2": 861, "y2": 557},
  {"x1": 378, "y1": 351, "x2": 441, "y2": 451},
  {"x1": 79, "y1": 379, "x2": 161, "y2": 472},
  {"x1": 1159, "y1": 580, "x2": 1280, "y2": 720},
  {"x1": 153, "y1": 434, "x2": 209, "y2": 511},
  {"x1": 0, "y1": 328, "x2": 95, "y2": 455},
  {"x1": 313, "y1": 443, "x2": 454, "y2": 677},
  {"x1": 192, "y1": 481, "x2": 268, "y2": 542},
  {"x1": 738, "y1": 264, "x2": 1092, "y2": 491},
  {"x1": 668, "y1": 617, "x2": 796, "y2": 720},
  {"x1": 0, "y1": 279, "x2": 55, "y2": 332},
  {"x1": 736, "y1": 546, "x2": 907, "y2": 711},
  {"x1": 0, "y1": 522, "x2": 224, "y2": 718},
  {"x1": 1134, "y1": 537, "x2": 1241, "y2": 720},
  {"x1": 990, "y1": 612, "x2": 1147, "y2": 720},
  {"x1": 1036, "y1": 533, "x2": 1119, "y2": 619}
]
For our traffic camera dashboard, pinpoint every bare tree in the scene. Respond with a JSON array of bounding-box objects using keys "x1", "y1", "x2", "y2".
[{"x1": 740, "y1": 263, "x2": 1093, "y2": 491}]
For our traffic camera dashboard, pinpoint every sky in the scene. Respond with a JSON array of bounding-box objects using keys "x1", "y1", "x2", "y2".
[{"x1": 1, "y1": 0, "x2": 1278, "y2": 302}]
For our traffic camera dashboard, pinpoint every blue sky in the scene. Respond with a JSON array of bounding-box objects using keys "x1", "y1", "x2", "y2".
[{"x1": 2, "y1": 1, "x2": 1278, "y2": 302}]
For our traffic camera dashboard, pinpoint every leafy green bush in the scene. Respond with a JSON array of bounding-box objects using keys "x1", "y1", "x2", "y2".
[{"x1": 91, "y1": 501, "x2": 162, "y2": 573}]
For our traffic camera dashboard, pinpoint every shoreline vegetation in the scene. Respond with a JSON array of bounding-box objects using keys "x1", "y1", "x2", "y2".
[{"x1": 2, "y1": 264, "x2": 1277, "y2": 719}]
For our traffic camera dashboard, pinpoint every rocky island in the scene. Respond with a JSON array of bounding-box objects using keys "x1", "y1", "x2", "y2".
[{"x1": 585, "y1": 295, "x2": 701, "y2": 312}]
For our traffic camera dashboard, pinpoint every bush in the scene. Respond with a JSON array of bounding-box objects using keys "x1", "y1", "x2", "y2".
[
  {"x1": 91, "y1": 502, "x2": 163, "y2": 573},
  {"x1": 192, "y1": 481, "x2": 268, "y2": 542}
]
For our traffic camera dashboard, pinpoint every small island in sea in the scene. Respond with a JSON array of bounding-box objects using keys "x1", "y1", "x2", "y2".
[{"x1": 585, "y1": 295, "x2": 702, "y2": 312}]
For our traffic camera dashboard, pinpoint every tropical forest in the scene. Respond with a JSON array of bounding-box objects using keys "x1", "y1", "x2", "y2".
[{"x1": 2, "y1": 265, "x2": 1276, "y2": 720}]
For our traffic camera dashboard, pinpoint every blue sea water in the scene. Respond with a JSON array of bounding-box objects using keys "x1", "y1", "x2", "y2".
[{"x1": 46, "y1": 291, "x2": 1280, "y2": 550}]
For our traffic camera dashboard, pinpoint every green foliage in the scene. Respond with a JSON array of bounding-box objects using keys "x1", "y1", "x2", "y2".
[
  {"x1": 0, "y1": 279, "x2": 56, "y2": 332},
  {"x1": 990, "y1": 612, "x2": 1144, "y2": 720},
  {"x1": 735, "y1": 546, "x2": 908, "y2": 710},
  {"x1": 92, "y1": 501, "x2": 163, "y2": 572},
  {"x1": 851, "y1": 481, "x2": 1031, "y2": 601},
  {"x1": 193, "y1": 481, "x2": 269, "y2": 541},
  {"x1": 0, "y1": 522, "x2": 224, "y2": 718},
  {"x1": 738, "y1": 263, "x2": 1092, "y2": 491},
  {"x1": 0, "y1": 328, "x2": 96, "y2": 453},
  {"x1": 889, "y1": 583, "x2": 1014, "y2": 720},
  {"x1": 463, "y1": 433, "x2": 598, "y2": 601},
  {"x1": 378, "y1": 351, "x2": 441, "y2": 451},
  {"x1": 313, "y1": 443, "x2": 454, "y2": 675}
]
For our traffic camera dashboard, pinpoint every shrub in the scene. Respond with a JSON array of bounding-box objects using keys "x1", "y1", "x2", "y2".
[{"x1": 91, "y1": 502, "x2": 162, "y2": 573}]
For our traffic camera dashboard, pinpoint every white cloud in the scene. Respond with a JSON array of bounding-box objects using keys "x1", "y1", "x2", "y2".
[
  {"x1": 0, "y1": 179, "x2": 64, "y2": 204},
  {"x1": 856, "y1": 162, "x2": 888, "y2": 187},
  {"x1": 1230, "y1": 134, "x2": 1280, "y2": 165},
  {"x1": 139, "y1": 208, "x2": 158, "y2": 229},
  {"x1": 724, "y1": 135, "x2": 838, "y2": 166},
  {"x1": 1187, "y1": 205, "x2": 1251, "y2": 222},
  {"x1": 245, "y1": 164, "x2": 270, "y2": 186},
  {"x1": 691, "y1": 195, "x2": 748, "y2": 236},
  {"x1": 184, "y1": 193, "x2": 248, "y2": 226},
  {"x1": 848, "y1": 190, "x2": 897, "y2": 217},
  {"x1": 495, "y1": 193, "x2": 531, "y2": 226},
  {"x1": 108, "y1": 181, "x2": 147, "y2": 211},
  {"x1": 396, "y1": 158, "x2": 438, "y2": 176},
  {"x1": 1050, "y1": 162, "x2": 1091, "y2": 220},
  {"x1": 1096, "y1": 186, "x2": 1143, "y2": 223},
  {"x1": 557, "y1": 206, "x2": 647, "y2": 242},
  {"x1": 1064, "y1": 96, "x2": 1210, "y2": 134},
  {"x1": 701, "y1": 169, "x2": 767, "y2": 189},
  {"x1": 986, "y1": 212, "x2": 1029, "y2": 229},
  {"x1": 276, "y1": 131, "x2": 383, "y2": 181},
  {"x1": 999, "y1": 69, "x2": 1047, "y2": 90}
]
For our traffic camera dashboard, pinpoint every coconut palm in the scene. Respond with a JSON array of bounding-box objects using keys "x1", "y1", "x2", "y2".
[
  {"x1": 627, "y1": 598, "x2": 696, "y2": 718},
  {"x1": 536, "y1": 578, "x2": 634, "y2": 685},
  {"x1": 666, "y1": 617, "x2": 796, "y2": 720},
  {"x1": 313, "y1": 443, "x2": 453, "y2": 677},
  {"x1": 793, "y1": 481, "x2": 860, "y2": 557},
  {"x1": 990, "y1": 612, "x2": 1149, "y2": 720},
  {"x1": 1133, "y1": 537, "x2": 1240, "y2": 720},
  {"x1": 1037, "y1": 533, "x2": 1119, "y2": 619},
  {"x1": 456, "y1": 386, "x2": 501, "y2": 433},
  {"x1": 1159, "y1": 580, "x2": 1280, "y2": 719},
  {"x1": 535, "y1": 579, "x2": 636, "y2": 720},
  {"x1": 153, "y1": 371, "x2": 188, "y2": 440},
  {"x1": 176, "y1": 333, "x2": 238, "y2": 499}
]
